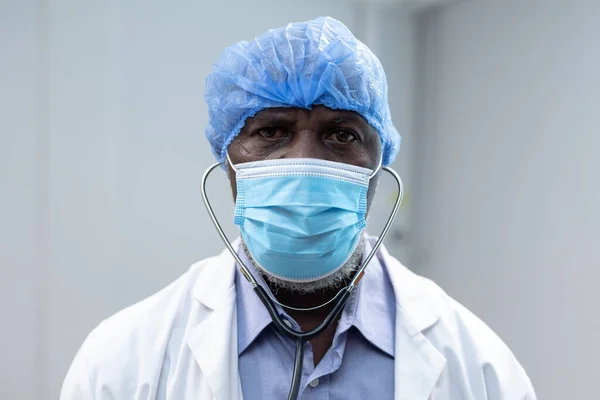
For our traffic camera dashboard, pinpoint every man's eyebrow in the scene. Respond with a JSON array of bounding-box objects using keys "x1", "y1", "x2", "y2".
[
  {"x1": 249, "y1": 111, "x2": 296, "y2": 125},
  {"x1": 327, "y1": 111, "x2": 362, "y2": 122},
  {"x1": 326, "y1": 112, "x2": 366, "y2": 125}
]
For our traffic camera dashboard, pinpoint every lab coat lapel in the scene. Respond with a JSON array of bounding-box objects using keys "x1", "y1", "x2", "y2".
[
  {"x1": 185, "y1": 238, "x2": 445, "y2": 400},
  {"x1": 393, "y1": 307, "x2": 446, "y2": 400},
  {"x1": 186, "y1": 244, "x2": 242, "y2": 400},
  {"x1": 377, "y1": 241, "x2": 446, "y2": 400}
]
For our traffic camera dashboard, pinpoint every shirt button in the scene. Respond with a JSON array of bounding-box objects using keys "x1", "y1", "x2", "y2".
[{"x1": 309, "y1": 378, "x2": 319, "y2": 388}]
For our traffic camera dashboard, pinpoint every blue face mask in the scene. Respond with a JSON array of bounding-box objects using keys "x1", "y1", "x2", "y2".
[{"x1": 229, "y1": 156, "x2": 380, "y2": 283}]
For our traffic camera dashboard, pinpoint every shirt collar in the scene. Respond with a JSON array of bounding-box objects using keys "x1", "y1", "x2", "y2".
[
  {"x1": 235, "y1": 249, "x2": 274, "y2": 355},
  {"x1": 351, "y1": 238, "x2": 396, "y2": 357},
  {"x1": 235, "y1": 238, "x2": 396, "y2": 357}
]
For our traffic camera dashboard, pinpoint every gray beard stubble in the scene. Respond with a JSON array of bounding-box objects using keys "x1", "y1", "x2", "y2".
[{"x1": 240, "y1": 234, "x2": 365, "y2": 295}]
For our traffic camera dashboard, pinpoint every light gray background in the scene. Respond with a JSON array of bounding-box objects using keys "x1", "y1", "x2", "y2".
[{"x1": 1, "y1": 1, "x2": 598, "y2": 399}]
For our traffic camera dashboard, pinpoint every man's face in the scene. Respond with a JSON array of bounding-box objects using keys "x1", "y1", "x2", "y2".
[{"x1": 227, "y1": 105, "x2": 382, "y2": 210}]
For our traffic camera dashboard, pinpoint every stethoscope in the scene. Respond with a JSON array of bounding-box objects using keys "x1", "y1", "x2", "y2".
[{"x1": 201, "y1": 160, "x2": 404, "y2": 400}]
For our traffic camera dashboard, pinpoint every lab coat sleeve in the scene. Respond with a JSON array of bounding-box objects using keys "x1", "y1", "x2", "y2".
[
  {"x1": 60, "y1": 334, "x2": 96, "y2": 400},
  {"x1": 449, "y1": 298, "x2": 538, "y2": 400},
  {"x1": 481, "y1": 352, "x2": 537, "y2": 400}
]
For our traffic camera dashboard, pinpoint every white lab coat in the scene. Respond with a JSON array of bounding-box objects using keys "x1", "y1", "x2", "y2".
[{"x1": 61, "y1": 238, "x2": 536, "y2": 400}]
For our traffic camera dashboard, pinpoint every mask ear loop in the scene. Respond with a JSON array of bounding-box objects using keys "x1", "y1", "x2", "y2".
[
  {"x1": 226, "y1": 151, "x2": 240, "y2": 174},
  {"x1": 369, "y1": 152, "x2": 384, "y2": 179}
]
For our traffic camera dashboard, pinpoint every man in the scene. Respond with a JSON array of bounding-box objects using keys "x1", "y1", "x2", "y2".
[{"x1": 61, "y1": 17, "x2": 536, "y2": 400}]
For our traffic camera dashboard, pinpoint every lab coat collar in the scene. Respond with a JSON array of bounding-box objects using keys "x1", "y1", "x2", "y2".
[
  {"x1": 370, "y1": 237, "x2": 446, "y2": 399},
  {"x1": 370, "y1": 237, "x2": 441, "y2": 332},
  {"x1": 191, "y1": 238, "x2": 240, "y2": 310}
]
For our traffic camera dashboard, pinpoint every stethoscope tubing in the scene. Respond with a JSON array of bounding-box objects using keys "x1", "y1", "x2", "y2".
[{"x1": 201, "y1": 161, "x2": 404, "y2": 400}]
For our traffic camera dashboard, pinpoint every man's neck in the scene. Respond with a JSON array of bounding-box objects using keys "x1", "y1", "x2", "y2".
[
  {"x1": 263, "y1": 265, "x2": 360, "y2": 366},
  {"x1": 270, "y1": 277, "x2": 347, "y2": 311}
]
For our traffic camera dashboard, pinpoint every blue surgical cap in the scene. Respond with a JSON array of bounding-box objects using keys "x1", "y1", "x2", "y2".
[{"x1": 204, "y1": 16, "x2": 401, "y2": 166}]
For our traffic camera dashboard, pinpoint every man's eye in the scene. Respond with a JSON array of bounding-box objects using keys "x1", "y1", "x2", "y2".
[
  {"x1": 255, "y1": 127, "x2": 286, "y2": 139},
  {"x1": 327, "y1": 130, "x2": 358, "y2": 143}
]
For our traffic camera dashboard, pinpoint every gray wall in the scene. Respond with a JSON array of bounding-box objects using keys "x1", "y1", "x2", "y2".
[
  {"x1": 413, "y1": 2, "x2": 600, "y2": 399},
  {"x1": 0, "y1": 1, "x2": 415, "y2": 398},
  {"x1": 7, "y1": 1, "x2": 595, "y2": 399},
  {"x1": 1, "y1": 1, "x2": 39, "y2": 398}
]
